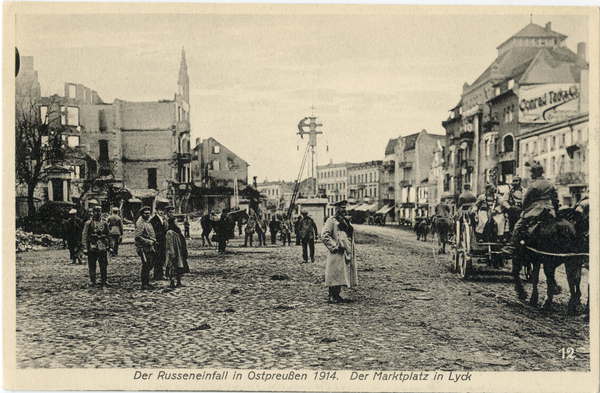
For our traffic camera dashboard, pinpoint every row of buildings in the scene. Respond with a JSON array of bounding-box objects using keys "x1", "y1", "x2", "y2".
[
  {"x1": 262, "y1": 22, "x2": 589, "y2": 225},
  {"x1": 16, "y1": 49, "x2": 249, "y2": 220}
]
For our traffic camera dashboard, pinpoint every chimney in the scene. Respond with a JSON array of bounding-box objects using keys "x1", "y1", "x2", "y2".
[
  {"x1": 195, "y1": 137, "x2": 201, "y2": 147},
  {"x1": 545, "y1": 22, "x2": 551, "y2": 31},
  {"x1": 577, "y1": 42, "x2": 586, "y2": 63}
]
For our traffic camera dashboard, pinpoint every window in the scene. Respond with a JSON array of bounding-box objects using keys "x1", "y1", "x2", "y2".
[
  {"x1": 485, "y1": 139, "x2": 490, "y2": 157},
  {"x1": 541, "y1": 138, "x2": 547, "y2": 152},
  {"x1": 68, "y1": 107, "x2": 79, "y2": 126},
  {"x1": 213, "y1": 146, "x2": 220, "y2": 154},
  {"x1": 503, "y1": 135, "x2": 514, "y2": 153},
  {"x1": 40, "y1": 106, "x2": 48, "y2": 124},
  {"x1": 147, "y1": 168, "x2": 157, "y2": 189},
  {"x1": 69, "y1": 84, "x2": 76, "y2": 98},
  {"x1": 561, "y1": 133, "x2": 566, "y2": 147},
  {"x1": 533, "y1": 141, "x2": 537, "y2": 154},
  {"x1": 98, "y1": 110, "x2": 106, "y2": 132},
  {"x1": 212, "y1": 160, "x2": 220, "y2": 171},
  {"x1": 551, "y1": 136, "x2": 556, "y2": 151},
  {"x1": 524, "y1": 143, "x2": 529, "y2": 154},
  {"x1": 98, "y1": 140, "x2": 109, "y2": 161},
  {"x1": 61, "y1": 106, "x2": 67, "y2": 125},
  {"x1": 550, "y1": 157, "x2": 555, "y2": 176},
  {"x1": 508, "y1": 79, "x2": 514, "y2": 89},
  {"x1": 67, "y1": 136, "x2": 80, "y2": 147}
]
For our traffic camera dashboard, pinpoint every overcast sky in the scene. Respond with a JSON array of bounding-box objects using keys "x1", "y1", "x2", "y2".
[{"x1": 15, "y1": 8, "x2": 590, "y2": 183}]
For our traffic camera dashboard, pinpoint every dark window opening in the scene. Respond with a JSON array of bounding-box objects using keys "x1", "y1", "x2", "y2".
[
  {"x1": 99, "y1": 140, "x2": 109, "y2": 161},
  {"x1": 503, "y1": 135, "x2": 514, "y2": 153},
  {"x1": 147, "y1": 168, "x2": 157, "y2": 189},
  {"x1": 51, "y1": 179, "x2": 64, "y2": 201}
]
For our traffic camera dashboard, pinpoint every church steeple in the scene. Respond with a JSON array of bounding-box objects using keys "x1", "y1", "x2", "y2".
[{"x1": 178, "y1": 47, "x2": 189, "y2": 104}]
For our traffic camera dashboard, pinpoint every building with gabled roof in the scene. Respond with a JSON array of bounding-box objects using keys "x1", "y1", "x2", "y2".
[{"x1": 441, "y1": 21, "x2": 588, "y2": 212}]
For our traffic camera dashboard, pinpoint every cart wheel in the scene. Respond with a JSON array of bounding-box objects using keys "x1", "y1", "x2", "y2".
[
  {"x1": 458, "y1": 222, "x2": 470, "y2": 279},
  {"x1": 524, "y1": 263, "x2": 533, "y2": 282},
  {"x1": 458, "y1": 252, "x2": 470, "y2": 279}
]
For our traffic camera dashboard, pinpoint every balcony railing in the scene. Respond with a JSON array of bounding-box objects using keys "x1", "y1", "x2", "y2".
[{"x1": 399, "y1": 180, "x2": 414, "y2": 187}]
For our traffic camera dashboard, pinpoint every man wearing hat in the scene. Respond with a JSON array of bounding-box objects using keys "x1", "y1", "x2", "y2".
[
  {"x1": 82, "y1": 206, "x2": 111, "y2": 287},
  {"x1": 507, "y1": 176, "x2": 524, "y2": 232},
  {"x1": 505, "y1": 162, "x2": 559, "y2": 254},
  {"x1": 107, "y1": 207, "x2": 123, "y2": 256},
  {"x1": 150, "y1": 203, "x2": 169, "y2": 280},
  {"x1": 298, "y1": 208, "x2": 318, "y2": 263},
  {"x1": 322, "y1": 200, "x2": 358, "y2": 302},
  {"x1": 64, "y1": 209, "x2": 83, "y2": 265},
  {"x1": 474, "y1": 184, "x2": 510, "y2": 242},
  {"x1": 134, "y1": 206, "x2": 157, "y2": 290}
]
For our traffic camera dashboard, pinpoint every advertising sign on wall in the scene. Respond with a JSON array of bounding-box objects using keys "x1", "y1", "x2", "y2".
[{"x1": 518, "y1": 83, "x2": 580, "y2": 124}]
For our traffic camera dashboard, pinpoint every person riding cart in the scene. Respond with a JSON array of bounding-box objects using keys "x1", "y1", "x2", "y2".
[
  {"x1": 503, "y1": 162, "x2": 559, "y2": 255},
  {"x1": 473, "y1": 184, "x2": 510, "y2": 243},
  {"x1": 506, "y1": 176, "x2": 524, "y2": 232}
]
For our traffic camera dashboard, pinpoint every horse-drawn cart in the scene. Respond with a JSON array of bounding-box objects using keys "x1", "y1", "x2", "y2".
[{"x1": 449, "y1": 206, "x2": 531, "y2": 280}]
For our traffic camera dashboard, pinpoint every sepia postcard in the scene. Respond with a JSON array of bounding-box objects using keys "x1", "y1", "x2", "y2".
[{"x1": 2, "y1": 2, "x2": 599, "y2": 392}]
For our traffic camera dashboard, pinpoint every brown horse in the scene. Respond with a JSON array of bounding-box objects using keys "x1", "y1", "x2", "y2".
[
  {"x1": 431, "y1": 216, "x2": 452, "y2": 254},
  {"x1": 511, "y1": 209, "x2": 585, "y2": 315}
]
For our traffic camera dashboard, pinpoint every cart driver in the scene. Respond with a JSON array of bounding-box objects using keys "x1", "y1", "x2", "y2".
[{"x1": 474, "y1": 184, "x2": 510, "y2": 242}]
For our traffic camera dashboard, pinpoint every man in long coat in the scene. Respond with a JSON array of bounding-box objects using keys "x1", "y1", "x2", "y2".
[
  {"x1": 322, "y1": 200, "x2": 357, "y2": 302},
  {"x1": 64, "y1": 209, "x2": 83, "y2": 265},
  {"x1": 165, "y1": 206, "x2": 190, "y2": 288},
  {"x1": 150, "y1": 204, "x2": 168, "y2": 280}
]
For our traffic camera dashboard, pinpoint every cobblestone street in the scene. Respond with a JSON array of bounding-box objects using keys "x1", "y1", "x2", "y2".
[{"x1": 15, "y1": 225, "x2": 589, "y2": 371}]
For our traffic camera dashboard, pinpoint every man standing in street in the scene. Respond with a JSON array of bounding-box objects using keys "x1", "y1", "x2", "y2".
[
  {"x1": 294, "y1": 216, "x2": 302, "y2": 246},
  {"x1": 269, "y1": 216, "x2": 279, "y2": 245},
  {"x1": 255, "y1": 213, "x2": 267, "y2": 247},
  {"x1": 322, "y1": 200, "x2": 357, "y2": 302},
  {"x1": 243, "y1": 210, "x2": 256, "y2": 247},
  {"x1": 64, "y1": 209, "x2": 83, "y2": 265},
  {"x1": 82, "y1": 205, "x2": 110, "y2": 287},
  {"x1": 298, "y1": 208, "x2": 318, "y2": 263},
  {"x1": 135, "y1": 206, "x2": 157, "y2": 290},
  {"x1": 150, "y1": 204, "x2": 168, "y2": 280},
  {"x1": 165, "y1": 206, "x2": 190, "y2": 288},
  {"x1": 107, "y1": 207, "x2": 123, "y2": 256}
]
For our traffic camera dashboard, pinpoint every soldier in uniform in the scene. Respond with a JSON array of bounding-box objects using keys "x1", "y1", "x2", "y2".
[
  {"x1": 322, "y1": 200, "x2": 357, "y2": 303},
  {"x1": 504, "y1": 162, "x2": 559, "y2": 254},
  {"x1": 134, "y1": 206, "x2": 157, "y2": 290},
  {"x1": 82, "y1": 205, "x2": 110, "y2": 287},
  {"x1": 107, "y1": 207, "x2": 123, "y2": 256},
  {"x1": 507, "y1": 176, "x2": 524, "y2": 232}
]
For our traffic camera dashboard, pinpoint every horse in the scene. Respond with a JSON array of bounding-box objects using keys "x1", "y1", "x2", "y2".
[
  {"x1": 431, "y1": 215, "x2": 452, "y2": 254},
  {"x1": 414, "y1": 218, "x2": 430, "y2": 242},
  {"x1": 511, "y1": 207, "x2": 586, "y2": 315}
]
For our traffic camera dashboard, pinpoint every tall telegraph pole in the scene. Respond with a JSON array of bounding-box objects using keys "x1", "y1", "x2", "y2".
[{"x1": 297, "y1": 116, "x2": 323, "y2": 196}]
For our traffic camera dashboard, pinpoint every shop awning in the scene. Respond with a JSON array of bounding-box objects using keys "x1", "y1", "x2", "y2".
[
  {"x1": 346, "y1": 204, "x2": 361, "y2": 211},
  {"x1": 356, "y1": 203, "x2": 379, "y2": 212},
  {"x1": 376, "y1": 205, "x2": 394, "y2": 215}
]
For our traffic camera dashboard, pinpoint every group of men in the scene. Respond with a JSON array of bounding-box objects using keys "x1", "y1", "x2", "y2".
[
  {"x1": 449, "y1": 161, "x2": 562, "y2": 253},
  {"x1": 134, "y1": 205, "x2": 189, "y2": 290}
]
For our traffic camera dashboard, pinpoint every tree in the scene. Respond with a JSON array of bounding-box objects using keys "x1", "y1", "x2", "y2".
[{"x1": 15, "y1": 98, "x2": 68, "y2": 216}]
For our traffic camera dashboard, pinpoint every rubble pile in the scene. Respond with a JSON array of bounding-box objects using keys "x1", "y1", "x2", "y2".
[{"x1": 16, "y1": 229, "x2": 63, "y2": 253}]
